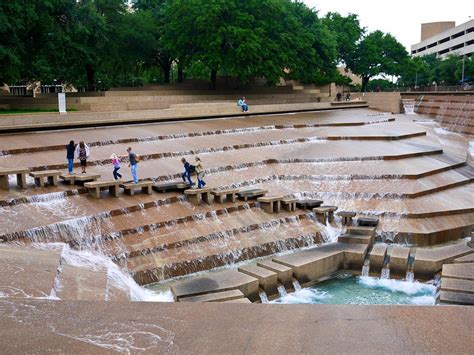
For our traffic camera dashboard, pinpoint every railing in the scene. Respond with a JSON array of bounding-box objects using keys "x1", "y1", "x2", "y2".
[
  {"x1": 8, "y1": 85, "x2": 64, "y2": 96},
  {"x1": 381, "y1": 84, "x2": 474, "y2": 93}
]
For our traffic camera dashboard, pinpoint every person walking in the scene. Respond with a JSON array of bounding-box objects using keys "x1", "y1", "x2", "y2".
[
  {"x1": 181, "y1": 157, "x2": 195, "y2": 186},
  {"x1": 66, "y1": 140, "x2": 76, "y2": 174},
  {"x1": 111, "y1": 153, "x2": 122, "y2": 180},
  {"x1": 195, "y1": 156, "x2": 206, "y2": 188},
  {"x1": 75, "y1": 141, "x2": 90, "y2": 173},
  {"x1": 127, "y1": 147, "x2": 139, "y2": 184}
]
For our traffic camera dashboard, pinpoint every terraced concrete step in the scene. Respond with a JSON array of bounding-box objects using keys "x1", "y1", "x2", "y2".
[
  {"x1": 256, "y1": 260, "x2": 293, "y2": 285},
  {"x1": 337, "y1": 233, "x2": 373, "y2": 245},
  {"x1": 56, "y1": 265, "x2": 107, "y2": 301},
  {"x1": 414, "y1": 243, "x2": 473, "y2": 275},
  {"x1": 441, "y1": 263, "x2": 474, "y2": 281},
  {"x1": 0, "y1": 246, "x2": 61, "y2": 298},
  {"x1": 454, "y1": 254, "x2": 474, "y2": 264},
  {"x1": 238, "y1": 264, "x2": 278, "y2": 292},
  {"x1": 441, "y1": 278, "x2": 474, "y2": 294},
  {"x1": 390, "y1": 247, "x2": 411, "y2": 274},
  {"x1": 179, "y1": 289, "x2": 245, "y2": 303},
  {"x1": 440, "y1": 290, "x2": 474, "y2": 305},
  {"x1": 346, "y1": 226, "x2": 376, "y2": 237},
  {"x1": 369, "y1": 244, "x2": 388, "y2": 270},
  {"x1": 223, "y1": 297, "x2": 252, "y2": 303},
  {"x1": 171, "y1": 269, "x2": 259, "y2": 301}
]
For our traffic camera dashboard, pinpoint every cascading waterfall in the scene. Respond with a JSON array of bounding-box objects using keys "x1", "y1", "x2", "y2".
[
  {"x1": 361, "y1": 263, "x2": 370, "y2": 277},
  {"x1": 402, "y1": 99, "x2": 415, "y2": 114},
  {"x1": 381, "y1": 266, "x2": 390, "y2": 279},
  {"x1": 277, "y1": 284, "x2": 288, "y2": 297},
  {"x1": 292, "y1": 279, "x2": 302, "y2": 291},
  {"x1": 259, "y1": 290, "x2": 270, "y2": 304},
  {"x1": 405, "y1": 271, "x2": 414, "y2": 282}
]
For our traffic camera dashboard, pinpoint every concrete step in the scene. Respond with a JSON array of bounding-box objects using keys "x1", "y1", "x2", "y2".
[
  {"x1": 390, "y1": 247, "x2": 411, "y2": 274},
  {"x1": 256, "y1": 260, "x2": 293, "y2": 286},
  {"x1": 346, "y1": 226, "x2": 376, "y2": 237},
  {"x1": 179, "y1": 289, "x2": 245, "y2": 303},
  {"x1": 415, "y1": 244, "x2": 473, "y2": 275},
  {"x1": 441, "y1": 263, "x2": 474, "y2": 281},
  {"x1": 369, "y1": 244, "x2": 388, "y2": 270},
  {"x1": 441, "y1": 278, "x2": 474, "y2": 294},
  {"x1": 238, "y1": 264, "x2": 278, "y2": 292},
  {"x1": 56, "y1": 265, "x2": 107, "y2": 301},
  {"x1": 0, "y1": 246, "x2": 62, "y2": 299},
  {"x1": 440, "y1": 290, "x2": 474, "y2": 305},
  {"x1": 171, "y1": 269, "x2": 259, "y2": 301},
  {"x1": 337, "y1": 233, "x2": 373, "y2": 245},
  {"x1": 454, "y1": 254, "x2": 474, "y2": 264},
  {"x1": 222, "y1": 297, "x2": 252, "y2": 303}
]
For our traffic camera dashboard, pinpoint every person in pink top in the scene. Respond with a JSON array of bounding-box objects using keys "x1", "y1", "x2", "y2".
[{"x1": 111, "y1": 153, "x2": 122, "y2": 180}]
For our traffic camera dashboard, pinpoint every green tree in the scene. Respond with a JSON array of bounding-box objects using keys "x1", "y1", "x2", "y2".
[
  {"x1": 349, "y1": 30, "x2": 408, "y2": 91},
  {"x1": 322, "y1": 12, "x2": 365, "y2": 65}
]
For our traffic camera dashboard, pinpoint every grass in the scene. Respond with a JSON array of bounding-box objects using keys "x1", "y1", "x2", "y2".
[{"x1": 0, "y1": 108, "x2": 77, "y2": 115}]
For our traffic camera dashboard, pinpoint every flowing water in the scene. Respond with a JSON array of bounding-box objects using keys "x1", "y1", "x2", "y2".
[{"x1": 272, "y1": 276, "x2": 436, "y2": 305}]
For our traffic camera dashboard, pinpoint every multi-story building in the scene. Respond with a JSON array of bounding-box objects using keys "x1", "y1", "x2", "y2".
[{"x1": 411, "y1": 19, "x2": 474, "y2": 58}]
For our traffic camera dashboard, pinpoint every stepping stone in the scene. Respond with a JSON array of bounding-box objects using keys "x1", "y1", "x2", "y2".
[
  {"x1": 238, "y1": 264, "x2": 278, "y2": 292},
  {"x1": 281, "y1": 197, "x2": 297, "y2": 212},
  {"x1": 296, "y1": 199, "x2": 323, "y2": 209},
  {"x1": 357, "y1": 216, "x2": 379, "y2": 227},
  {"x1": 30, "y1": 170, "x2": 62, "y2": 187},
  {"x1": 211, "y1": 188, "x2": 239, "y2": 203},
  {"x1": 60, "y1": 173, "x2": 100, "y2": 185},
  {"x1": 184, "y1": 187, "x2": 214, "y2": 205},
  {"x1": 440, "y1": 290, "x2": 474, "y2": 305},
  {"x1": 179, "y1": 289, "x2": 245, "y2": 303},
  {"x1": 237, "y1": 188, "x2": 268, "y2": 201},
  {"x1": 153, "y1": 182, "x2": 190, "y2": 193},
  {"x1": 257, "y1": 195, "x2": 284, "y2": 213},
  {"x1": 337, "y1": 211, "x2": 356, "y2": 225},
  {"x1": 84, "y1": 180, "x2": 121, "y2": 199},
  {"x1": 56, "y1": 265, "x2": 107, "y2": 301},
  {"x1": 441, "y1": 278, "x2": 474, "y2": 294},
  {"x1": 0, "y1": 167, "x2": 29, "y2": 190},
  {"x1": 121, "y1": 180, "x2": 154, "y2": 196},
  {"x1": 0, "y1": 246, "x2": 61, "y2": 298}
]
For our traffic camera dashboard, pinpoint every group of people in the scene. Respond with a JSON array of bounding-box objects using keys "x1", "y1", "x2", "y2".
[
  {"x1": 181, "y1": 157, "x2": 206, "y2": 188},
  {"x1": 66, "y1": 141, "x2": 208, "y2": 188},
  {"x1": 335, "y1": 92, "x2": 351, "y2": 102},
  {"x1": 66, "y1": 141, "x2": 140, "y2": 183}
]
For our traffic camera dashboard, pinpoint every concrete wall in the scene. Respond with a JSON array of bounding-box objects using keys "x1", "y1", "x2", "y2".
[
  {"x1": 361, "y1": 92, "x2": 401, "y2": 113},
  {"x1": 421, "y1": 21, "x2": 456, "y2": 41}
]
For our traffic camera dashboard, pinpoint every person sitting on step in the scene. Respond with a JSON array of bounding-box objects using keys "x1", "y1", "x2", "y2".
[{"x1": 237, "y1": 96, "x2": 249, "y2": 112}]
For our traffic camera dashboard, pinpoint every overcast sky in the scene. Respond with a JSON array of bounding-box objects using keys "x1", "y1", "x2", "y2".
[{"x1": 304, "y1": 0, "x2": 473, "y2": 51}]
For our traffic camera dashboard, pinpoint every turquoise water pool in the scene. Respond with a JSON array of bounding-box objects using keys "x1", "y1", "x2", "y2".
[{"x1": 272, "y1": 276, "x2": 437, "y2": 305}]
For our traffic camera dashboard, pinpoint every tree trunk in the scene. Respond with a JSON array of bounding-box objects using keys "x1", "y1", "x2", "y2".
[
  {"x1": 177, "y1": 61, "x2": 184, "y2": 83},
  {"x1": 158, "y1": 59, "x2": 172, "y2": 84},
  {"x1": 209, "y1": 68, "x2": 217, "y2": 90},
  {"x1": 85, "y1": 64, "x2": 96, "y2": 91},
  {"x1": 361, "y1": 76, "x2": 370, "y2": 92}
]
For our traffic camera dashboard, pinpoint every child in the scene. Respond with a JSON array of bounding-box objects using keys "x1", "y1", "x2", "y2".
[
  {"x1": 127, "y1": 147, "x2": 139, "y2": 184},
  {"x1": 181, "y1": 157, "x2": 195, "y2": 186},
  {"x1": 195, "y1": 156, "x2": 206, "y2": 188},
  {"x1": 111, "y1": 153, "x2": 122, "y2": 180},
  {"x1": 75, "y1": 141, "x2": 90, "y2": 173}
]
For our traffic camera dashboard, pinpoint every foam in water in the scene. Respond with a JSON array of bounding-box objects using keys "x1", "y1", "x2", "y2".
[
  {"x1": 358, "y1": 276, "x2": 435, "y2": 295},
  {"x1": 277, "y1": 285, "x2": 288, "y2": 297},
  {"x1": 42, "y1": 243, "x2": 174, "y2": 302}
]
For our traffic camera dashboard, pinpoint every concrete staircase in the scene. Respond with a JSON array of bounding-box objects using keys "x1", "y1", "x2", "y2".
[{"x1": 440, "y1": 253, "x2": 474, "y2": 305}]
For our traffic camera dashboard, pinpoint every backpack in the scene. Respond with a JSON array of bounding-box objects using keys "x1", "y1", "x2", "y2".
[
  {"x1": 189, "y1": 164, "x2": 196, "y2": 173},
  {"x1": 136, "y1": 154, "x2": 141, "y2": 163}
]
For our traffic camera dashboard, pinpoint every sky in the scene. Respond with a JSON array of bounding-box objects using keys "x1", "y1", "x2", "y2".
[{"x1": 304, "y1": 0, "x2": 473, "y2": 51}]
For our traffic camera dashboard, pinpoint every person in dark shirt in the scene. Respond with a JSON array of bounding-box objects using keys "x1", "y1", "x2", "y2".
[
  {"x1": 127, "y1": 147, "x2": 139, "y2": 183},
  {"x1": 181, "y1": 157, "x2": 195, "y2": 186},
  {"x1": 66, "y1": 140, "x2": 75, "y2": 174}
]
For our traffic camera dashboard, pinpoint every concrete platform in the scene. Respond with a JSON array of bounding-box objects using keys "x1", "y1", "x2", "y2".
[
  {"x1": 179, "y1": 289, "x2": 245, "y2": 303},
  {"x1": 0, "y1": 299, "x2": 473, "y2": 354},
  {"x1": 272, "y1": 243, "x2": 368, "y2": 283},
  {"x1": 414, "y1": 243, "x2": 473, "y2": 275},
  {"x1": 346, "y1": 226, "x2": 376, "y2": 237},
  {"x1": 171, "y1": 269, "x2": 259, "y2": 301},
  {"x1": 238, "y1": 264, "x2": 278, "y2": 292},
  {"x1": 222, "y1": 297, "x2": 252, "y2": 303},
  {"x1": 0, "y1": 246, "x2": 61, "y2": 298},
  {"x1": 454, "y1": 253, "x2": 474, "y2": 263},
  {"x1": 337, "y1": 233, "x2": 373, "y2": 245},
  {"x1": 56, "y1": 265, "x2": 107, "y2": 301}
]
